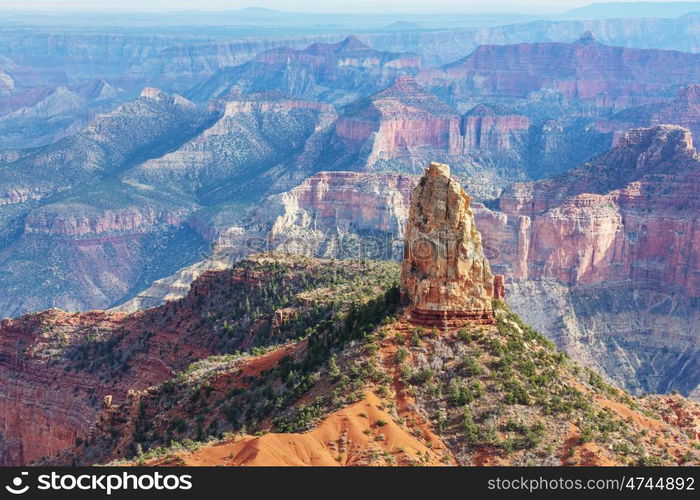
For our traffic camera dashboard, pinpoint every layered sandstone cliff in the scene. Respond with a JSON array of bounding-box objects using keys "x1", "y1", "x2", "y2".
[
  {"x1": 331, "y1": 76, "x2": 461, "y2": 163},
  {"x1": 460, "y1": 104, "x2": 530, "y2": 152},
  {"x1": 251, "y1": 129, "x2": 700, "y2": 397},
  {"x1": 331, "y1": 77, "x2": 532, "y2": 163},
  {"x1": 264, "y1": 171, "x2": 415, "y2": 239},
  {"x1": 109, "y1": 132, "x2": 700, "y2": 399},
  {"x1": 494, "y1": 125, "x2": 700, "y2": 293},
  {"x1": 474, "y1": 125, "x2": 700, "y2": 397}
]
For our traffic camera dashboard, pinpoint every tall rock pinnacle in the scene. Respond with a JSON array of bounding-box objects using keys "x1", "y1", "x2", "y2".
[{"x1": 400, "y1": 162, "x2": 503, "y2": 325}]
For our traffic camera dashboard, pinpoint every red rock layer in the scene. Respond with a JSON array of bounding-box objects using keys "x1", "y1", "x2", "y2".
[
  {"x1": 333, "y1": 77, "x2": 530, "y2": 165},
  {"x1": 0, "y1": 311, "x2": 125, "y2": 465},
  {"x1": 486, "y1": 125, "x2": 700, "y2": 295}
]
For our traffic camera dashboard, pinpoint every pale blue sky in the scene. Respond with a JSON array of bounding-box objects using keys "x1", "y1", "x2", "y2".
[{"x1": 0, "y1": 0, "x2": 690, "y2": 14}]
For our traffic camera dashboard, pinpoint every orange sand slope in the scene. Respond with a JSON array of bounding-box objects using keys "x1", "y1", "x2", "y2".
[{"x1": 158, "y1": 392, "x2": 446, "y2": 466}]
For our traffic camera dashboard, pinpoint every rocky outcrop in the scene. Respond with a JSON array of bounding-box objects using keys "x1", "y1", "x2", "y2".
[
  {"x1": 251, "y1": 165, "x2": 505, "y2": 327},
  {"x1": 110, "y1": 134, "x2": 700, "y2": 398},
  {"x1": 400, "y1": 162, "x2": 496, "y2": 325},
  {"x1": 251, "y1": 128, "x2": 700, "y2": 396}
]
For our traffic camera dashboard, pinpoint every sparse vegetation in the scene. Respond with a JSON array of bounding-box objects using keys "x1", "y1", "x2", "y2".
[{"x1": 40, "y1": 256, "x2": 698, "y2": 468}]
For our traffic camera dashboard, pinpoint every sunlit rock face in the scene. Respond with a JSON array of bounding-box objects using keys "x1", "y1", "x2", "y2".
[{"x1": 400, "y1": 162, "x2": 500, "y2": 326}]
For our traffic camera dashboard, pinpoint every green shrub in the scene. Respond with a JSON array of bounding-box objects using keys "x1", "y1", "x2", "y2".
[
  {"x1": 448, "y1": 378, "x2": 473, "y2": 406},
  {"x1": 460, "y1": 355, "x2": 483, "y2": 376},
  {"x1": 462, "y1": 409, "x2": 479, "y2": 444},
  {"x1": 410, "y1": 368, "x2": 435, "y2": 385},
  {"x1": 395, "y1": 347, "x2": 408, "y2": 365}
]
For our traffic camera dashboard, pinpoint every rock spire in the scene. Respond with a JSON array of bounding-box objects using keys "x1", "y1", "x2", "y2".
[{"x1": 400, "y1": 162, "x2": 503, "y2": 325}]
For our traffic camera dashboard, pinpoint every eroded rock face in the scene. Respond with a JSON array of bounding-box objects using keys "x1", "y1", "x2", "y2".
[
  {"x1": 112, "y1": 134, "x2": 698, "y2": 397},
  {"x1": 494, "y1": 125, "x2": 700, "y2": 294},
  {"x1": 461, "y1": 104, "x2": 530, "y2": 152},
  {"x1": 238, "y1": 129, "x2": 700, "y2": 397},
  {"x1": 473, "y1": 125, "x2": 700, "y2": 398},
  {"x1": 400, "y1": 162, "x2": 496, "y2": 325}
]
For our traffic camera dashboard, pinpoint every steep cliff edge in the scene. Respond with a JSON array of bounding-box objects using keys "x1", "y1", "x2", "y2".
[{"x1": 496, "y1": 125, "x2": 700, "y2": 293}]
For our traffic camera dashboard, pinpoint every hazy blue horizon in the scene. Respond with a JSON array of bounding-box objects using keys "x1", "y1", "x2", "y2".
[{"x1": 1, "y1": 0, "x2": 694, "y2": 15}]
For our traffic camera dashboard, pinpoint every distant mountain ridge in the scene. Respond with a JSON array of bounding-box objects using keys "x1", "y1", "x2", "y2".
[{"x1": 565, "y1": 2, "x2": 700, "y2": 19}]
